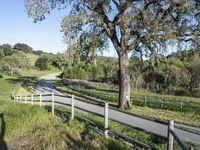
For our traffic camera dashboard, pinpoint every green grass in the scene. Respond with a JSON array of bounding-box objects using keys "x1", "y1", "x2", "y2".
[
  {"x1": 19, "y1": 65, "x2": 59, "y2": 78},
  {"x1": 47, "y1": 105, "x2": 166, "y2": 149},
  {"x1": 68, "y1": 80, "x2": 200, "y2": 110},
  {"x1": 54, "y1": 79, "x2": 200, "y2": 127},
  {"x1": 65, "y1": 85, "x2": 200, "y2": 112},
  {"x1": 1, "y1": 74, "x2": 199, "y2": 149},
  {"x1": 48, "y1": 105, "x2": 200, "y2": 150},
  {"x1": 0, "y1": 77, "x2": 133, "y2": 149},
  {"x1": 15, "y1": 66, "x2": 60, "y2": 95},
  {"x1": 0, "y1": 78, "x2": 16, "y2": 101}
]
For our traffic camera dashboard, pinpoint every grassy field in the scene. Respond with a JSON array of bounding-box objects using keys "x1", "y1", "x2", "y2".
[
  {"x1": 15, "y1": 66, "x2": 60, "y2": 96},
  {"x1": 19, "y1": 65, "x2": 59, "y2": 78},
  {"x1": 1, "y1": 72, "x2": 199, "y2": 149},
  {"x1": 64, "y1": 84, "x2": 200, "y2": 111},
  {"x1": 0, "y1": 76, "x2": 134, "y2": 149},
  {"x1": 54, "y1": 79, "x2": 200, "y2": 127},
  {"x1": 50, "y1": 105, "x2": 168, "y2": 150},
  {"x1": 46, "y1": 104, "x2": 200, "y2": 150}
]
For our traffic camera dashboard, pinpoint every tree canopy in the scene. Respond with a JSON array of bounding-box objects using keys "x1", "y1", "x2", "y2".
[
  {"x1": 13, "y1": 43, "x2": 33, "y2": 53},
  {"x1": 35, "y1": 56, "x2": 49, "y2": 70},
  {"x1": 25, "y1": 0, "x2": 199, "y2": 108},
  {"x1": 0, "y1": 51, "x2": 30, "y2": 76},
  {"x1": 0, "y1": 44, "x2": 13, "y2": 56}
]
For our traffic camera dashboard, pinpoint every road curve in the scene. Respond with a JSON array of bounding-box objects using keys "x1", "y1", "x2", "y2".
[{"x1": 36, "y1": 73, "x2": 200, "y2": 144}]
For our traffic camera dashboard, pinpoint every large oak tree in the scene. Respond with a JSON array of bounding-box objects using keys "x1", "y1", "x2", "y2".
[{"x1": 25, "y1": 0, "x2": 199, "y2": 108}]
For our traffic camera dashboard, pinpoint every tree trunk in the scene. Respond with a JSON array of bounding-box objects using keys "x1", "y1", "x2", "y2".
[{"x1": 118, "y1": 51, "x2": 131, "y2": 109}]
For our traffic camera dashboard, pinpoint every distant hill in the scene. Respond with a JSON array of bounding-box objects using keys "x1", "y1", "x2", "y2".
[{"x1": 96, "y1": 55, "x2": 118, "y2": 62}]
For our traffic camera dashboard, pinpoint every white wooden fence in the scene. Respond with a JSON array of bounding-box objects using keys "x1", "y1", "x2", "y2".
[{"x1": 12, "y1": 93, "x2": 197, "y2": 150}]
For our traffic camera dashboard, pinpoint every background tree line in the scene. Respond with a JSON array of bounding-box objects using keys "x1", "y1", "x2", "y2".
[
  {"x1": 1, "y1": 42, "x2": 199, "y2": 98},
  {"x1": 0, "y1": 43, "x2": 64, "y2": 75},
  {"x1": 62, "y1": 47, "x2": 200, "y2": 98},
  {"x1": 25, "y1": 0, "x2": 199, "y2": 108}
]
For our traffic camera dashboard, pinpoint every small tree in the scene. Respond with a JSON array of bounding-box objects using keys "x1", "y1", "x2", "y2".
[
  {"x1": 190, "y1": 55, "x2": 200, "y2": 89},
  {"x1": 0, "y1": 56, "x2": 18, "y2": 76},
  {"x1": 0, "y1": 49, "x2": 5, "y2": 60},
  {"x1": 13, "y1": 43, "x2": 33, "y2": 53},
  {"x1": 54, "y1": 53, "x2": 68, "y2": 72},
  {"x1": 0, "y1": 52, "x2": 30, "y2": 76},
  {"x1": 35, "y1": 57, "x2": 49, "y2": 70},
  {"x1": 0, "y1": 44, "x2": 13, "y2": 56}
]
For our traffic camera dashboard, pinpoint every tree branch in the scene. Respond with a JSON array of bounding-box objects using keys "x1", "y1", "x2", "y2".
[
  {"x1": 92, "y1": 2, "x2": 121, "y2": 54},
  {"x1": 112, "y1": 1, "x2": 132, "y2": 24},
  {"x1": 128, "y1": 36, "x2": 145, "y2": 51}
]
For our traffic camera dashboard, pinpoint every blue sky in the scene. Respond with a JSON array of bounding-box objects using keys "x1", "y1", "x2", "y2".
[{"x1": 0, "y1": 0, "x2": 117, "y2": 56}]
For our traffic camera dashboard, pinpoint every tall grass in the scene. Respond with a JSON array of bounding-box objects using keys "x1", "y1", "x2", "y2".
[
  {"x1": 0, "y1": 78, "x2": 133, "y2": 149},
  {"x1": 50, "y1": 105, "x2": 200, "y2": 150}
]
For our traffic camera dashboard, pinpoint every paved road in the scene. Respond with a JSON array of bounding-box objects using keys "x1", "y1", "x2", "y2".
[{"x1": 36, "y1": 73, "x2": 200, "y2": 144}]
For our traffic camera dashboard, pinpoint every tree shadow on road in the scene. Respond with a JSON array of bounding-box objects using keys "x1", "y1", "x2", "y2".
[{"x1": 0, "y1": 113, "x2": 8, "y2": 150}]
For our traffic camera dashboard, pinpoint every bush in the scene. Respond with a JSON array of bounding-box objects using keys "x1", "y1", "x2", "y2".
[
  {"x1": 35, "y1": 57, "x2": 49, "y2": 70},
  {"x1": 88, "y1": 65, "x2": 104, "y2": 81},
  {"x1": 0, "y1": 75, "x2": 3, "y2": 78},
  {"x1": 13, "y1": 43, "x2": 33, "y2": 53},
  {"x1": 63, "y1": 67, "x2": 88, "y2": 79},
  {"x1": 174, "y1": 88, "x2": 190, "y2": 96},
  {"x1": 0, "y1": 52, "x2": 30, "y2": 76},
  {"x1": 0, "y1": 49, "x2": 5, "y2": 60},
  {"x1": 191, "y1": 88, "x2": 200, "y2": 98},
  {"x1": 0, "y1": 44, "x2": 13, "y2": 56}
]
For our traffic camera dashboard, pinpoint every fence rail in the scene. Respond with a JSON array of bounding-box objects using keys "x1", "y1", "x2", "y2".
[
  {"x1": 12, "y1": 93, "x2": 199, "y2": 150},
  {"x1": 67, "y1": 85, "x2": 200, "y2": 112}
]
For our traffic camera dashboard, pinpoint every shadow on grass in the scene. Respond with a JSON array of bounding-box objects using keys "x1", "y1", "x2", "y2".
[
  {"x1": 6, "y1": 76, "x2": 38, "y2": 84},
  {"x1": 45, "y1": 106, "x2": 164, "y2": 150},
  {"x1": 63, "y1": 78, "x2": 119, "y2": 93},
  {"x1": 44, "y1": 106, "x2": 134, "y2": 150},
  {"x1": 0, "y1": 113, "x2": 7, "y2": 150},
  {"x1": 6, "y1": 76, "x2": 39, "y2": 94}
]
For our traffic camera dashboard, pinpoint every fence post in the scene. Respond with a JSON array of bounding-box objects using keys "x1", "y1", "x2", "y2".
[
  {"x1": 52, "y1": 93, "x2": 55, "y2": 116},
  {"x1": 161, "y1": 100, "x2": 163, "y2": 108},
  {"x1": 71, "y1": 95, "x2": 74, "y2": 119},
  {"x1": 180, "y1": 102, "x2": 183, "y2": 109},
  {"x1": 40, "y1": 94, "x2": 42, "y2": 107},
  {"x1": 168, "y1": 120, "x2": 174, "y2": 150},
  {"x1": 104, "y1": 102, "x2": 109, "y2": 138},
  {"x1": 14, "y1": 95, "x2": 16, "y2": 101},
  {"x1": 31, "y1": 94, "x2": 33, "y2": 105},
  {"x1": 17, "y1": 96, "x2": 19, "y2": 101},
  {"x1": 25, "y1": 95, "x2": 27, "y2": 103}
]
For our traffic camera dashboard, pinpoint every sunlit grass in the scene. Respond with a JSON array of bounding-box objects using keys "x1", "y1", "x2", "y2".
[
  {"x1": 19, "y1": 65, "x2": 59, "y2": 78},
  {"x1": 50, "y1": 105, "x2": 200, "y2": 150},
  {"x1": 54, "y1": 79, "x2": 200, "y2": 127},
  {"x1": 0, "y1": 77, "x2": 133, "y2": 149}
]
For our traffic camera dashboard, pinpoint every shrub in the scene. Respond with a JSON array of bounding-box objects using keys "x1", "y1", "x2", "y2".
[
  {"x1": 0, "y1": 44, "x2": 13, "y2": 56},
  {"x1": 174, "y1": 88, "x2": 190, "y2": 96},
  {"x1": 191, "y1": 88, "x2": 200, "y2": 98},
  {"x1": 88, "y1": 66, "x2": 104, "y2": 81},
  {"x1": 35, "y1": 57, "x2": 49, "y2": 70},
  {"x1": 0, "y1": 49, "x2": 5, "y2": 60},
  {"x1": 13, "y1": 43, "x2": 33, "y2": 53},
  {"x1": 0, "y1": 52, "x2": 30, "y2": 76},
  {"x1": 63, "y1": 67, "x2": 87, "y2": 79}
]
